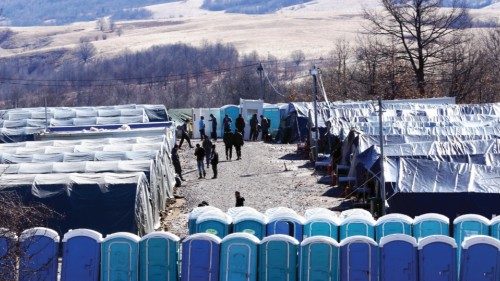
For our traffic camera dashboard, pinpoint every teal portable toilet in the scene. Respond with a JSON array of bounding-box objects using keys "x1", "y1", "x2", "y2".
[
  {"x1": 263, "y1": 104, "x2": 281, "y2": 137},
  {"x1": 227, "y1": 207, "x2": 260, "y2": 219},
  {"x1": 100, "y1": 232, "x2": 140, "y2": 281},
  {"x1": 460, "y1": 235, "x2": 500, "y2": 281},
  {"x1": 220, "y1": 105, "x2": 240, "y2": 134},
  {"x1": 139, "y1": 232, "x2": 180, "y2": 281},
  {"x1": 339, "y1": 216, "x2": 376, "y2": 240},
  {"x1": 418, "y1": 235, "x2": 457, "y2": 281},
  {"x1": 340, "y1": 236, "x2": 379, "y2": 281},
  {"x1": 453, "y1": 214, "x2": 490, "y2": 271},
  {"x1": 376, "y1": 214, "x2": 413, "y2": 242},
  {"x1": 259, "y1": 234, "x2": 299, "y2": 281},
  {"x1": 413, "y1": 213, "x2": 449, "y2": 239},
  {"x1": 61, "y1": 229, "x2": 102, "y2": 281},
  {"x1": 220, "y1": 233, "x2": 260, "y2": 281},
  {"x1": 233, "y1": 211, "x2": 268, "y2": 239},
  {"x1": 491, "y1": 216, "x2": 500, "y2": 240},
  {"x1": 299, "y1": 236, "x2": 340, "y2": 281},
  {"x1": 340, "y1": 208, "x2": 373, "y2": 220},
  {"x1": 188, "y1": 206, "x2": 222, "y2": 235},
  {"x1": 19, "y1": 227, "x2": 59, "y2": 281},
  {"x1": 303, "y1": 215, "x2": 339, "y2": 240},
  {"x1": 196, "y1": 210, "x2": 232, "y2": 239}
]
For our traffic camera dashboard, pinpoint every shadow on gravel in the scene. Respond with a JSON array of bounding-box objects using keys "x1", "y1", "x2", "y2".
[
  {"x1": 322, "y1": 186, "x2": 344, "y2": 198},
  {"x1": 279, "y1": 153, "x2": 306, "y2": 161},
  {"x1": 330, "y1": 198, "x2": 355, "y2": 211}
]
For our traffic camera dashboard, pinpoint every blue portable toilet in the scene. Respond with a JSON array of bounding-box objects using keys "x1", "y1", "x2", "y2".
[
  {"x1": 376, "y1": 214, "x2": 413, "y2": 242},
  {"x1": 100, "y1": 232, "x2": 140, "y2": 281},
  {"x1": 233, "y1": 211, "x2": 268, "y2": 240},
  {"x1": 19, "y1": 227, "x2": 59, "y2": 281},
  {"x1": 0, "y1": 229, "x2": 17, "y2": 281},
  {"x1": 303, "y1": 215, "x2": 339, "y2": 240},
  {"x1": 220, "y1": 233, "x2": 260, "y2": 281},
  {"x1": 259, "y1": 234, "x2": 299, "y2": 281},
  {"x1": 188, "y1": 206, "x2": 222, "y2": 235},
  {"x1": 300, "y1": 236, "x2": 340, "y2": 281},
  {"x1": 61, "y1": 229, "x2": 102, "y2": 281},
  {"x1": 418, "y1": 235, "x2": 457, "y2": 281},
  {"x1": 413, "y1": 213, "x2": 450, "y2": 239},
  {"x1": 139, "y1": 232, "x2": 180, "y2": 281},
  {"x1": 181, "y1": 233, "x2": 221, "y2": 281},
  {"x1": 379, "y1": 234, "x2": 418, "y2": 281},
  {"x1": 267, "y1": 213, "x2": 305, "y2": 241},
  {"x1": 491, "y1": 216, "x2": 500, "y2": 240},
  {"x1": 453, "y1": 214, "x2": 490, "y2": 269},
  {"x1": 263, "y1": 104, "x2": 281, "y2": 137},
  {"x1": 339, "y1": 215, "x2": 376, "y2": 240},
  {"x1": 459, "y1": 235, "x2": 500, "y2": 281},
  {"x1": 220, "y1": 105, "x2": 240, "y2": 134},
  {"x1": 340, "y1": 236, "x2": 379, "y2": 281},
  {"x1": 196, "y1": 211, "x2": 232, "y2": 239}
]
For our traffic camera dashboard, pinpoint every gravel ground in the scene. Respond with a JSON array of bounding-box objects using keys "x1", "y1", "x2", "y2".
[{"x1": 162, "y1": 140, "x2": 342, "y2": 238}]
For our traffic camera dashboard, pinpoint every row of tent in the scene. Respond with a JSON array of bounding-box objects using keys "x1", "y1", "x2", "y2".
[{"x1": 1, "y1": 227, "x2": 498, "y2": 281}]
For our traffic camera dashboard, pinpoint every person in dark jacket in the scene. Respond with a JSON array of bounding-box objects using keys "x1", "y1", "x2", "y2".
[
  {"x1": 209, "y1": 114, "x2": 217, "y2": 141},
  {"x1": 235, "y1": 114, "x2": 245, "y2": 135},
  {"x1": 249, "y1": 114, "x2": 259, "y2": 141},
  {"x1": 171, "y1": 144, "x2": 185, "y2": 181},
  {"x1": 232, "y1": 129, "x2": 244, "y2": 160},
  {"x1": 260, "y1": 115, "x2": 270, "y2": 142},
  {"x1": 194, "y1": 144, "x2": 206, "y2": 179},
  {"x1": 202, "y1": 136, "x2": 212, "y2": 168},
  {"x1": 178, "y1": 120, "x2": 193, "y2": 148},
  {"x1": 223, "y1": 131, "x2": 233, "y2": 160},
  {"x1": 223, "y1": 114, "x2": 232, "y2": 132},
  {"x1": 235, "y1": 191, "x2": 245, "y2": 207},
  {"x1": 210, "y1": 144, "x2": 219, "y2": 179}
]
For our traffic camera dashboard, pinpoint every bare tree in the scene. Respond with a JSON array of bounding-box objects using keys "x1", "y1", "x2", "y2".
[
  {"x1": 75, "y1": 42, "x2": 96, "y2": 63},
  {"x1": 365, "y1": 0, "x2": 469, "y2": 95},
  {"x1": 290, "y1": 50, "x2": 305, "y2": 67}
]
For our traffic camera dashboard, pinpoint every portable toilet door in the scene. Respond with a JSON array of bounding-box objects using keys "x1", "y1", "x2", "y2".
[
  {"x1": 418, "y1": 235, "x2": 457, "y2": 281},
  {"x1": 375, "y1": 214, "x2": 413, "y2": 242},
  {"x1": 453, "y1": 214, "x2": 490, "y2": 270},
  {"x1": 259, "y1": 235, "x2": 299, "y2": 281},
  {"x1": 300, "y1": 236, "x2": 340, "y2": 281},
  {"x1": 100, "y1": 232, "x2": 140, "y2": 281},
  {"x1": 189, "y1": 206, "x2": 222, "y2": 235},
  {"x1": 491, "y1": 215, "x2": 500, "y2": 240},
  {"x1": 181, "y1": 233, "x2": 221, "y2": 281},
  {"x1": 303, "y1": 215, "x2": 339, "y2": 240},
  {"x1": 379, "y1": 234, "x2": 418, "y2": 281},
  {"x1": 220, "y1": 105, "x2": 240, "y2": 134},
  {"x1": 266, "y1": 214, "x2": 305, "y2": 241},
  {"x1": 0, "y1": 229, "x2": 17, "y2": 280},
  {"x1": 339, "y1": 216, "x2": 376, "y2": 241},
  {"x1": 220, "y1": 233, "x2": 260, "y2": 281},
  {"x1": 196, "y1": 211, "x2": 232, "y2": 239},
  {"x1": 61, "y1": 229, "x2": 103, "y2": 281},
  {"x1": 340, "y1": 236, "x2": 379, "y2": 281},
  {"x1": 459, "y1": 235, "x2": 500, "y2": 281},
  {"x1": 233, "y1": 212, "x2": 268, "y2": 240},
  {"x1": 19, "y1": 227, "x2": 59, "y2": 281},
  {"x1": 413, "y1": 213, "x2": 450, "y2": 239},
  {"x1": 139, "y1": 232, "x2": 180, "y2": 281}
]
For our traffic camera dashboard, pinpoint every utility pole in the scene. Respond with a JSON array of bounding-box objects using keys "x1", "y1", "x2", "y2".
[
  {"x1": 310, "y1": 65, "x2": 319, "y2": 160},
  {"x1": 378, "y1": 97, "x2": 387, "y2": 216},
  {"x1": 257, "y1": 63, "x2": 264, "y2": 101}
]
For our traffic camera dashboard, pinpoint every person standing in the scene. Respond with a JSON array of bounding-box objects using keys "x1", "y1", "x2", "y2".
[
  {"x1": 235, "y1": 191, "x2": 245, "y2": 207},
  {"x1": 194, "y1": 143, "x2": 206, "y2": 179},
  {"x1": 223, "y1": 114, "x2": 232, "y2": 132},
  {"x1": 210, "y1": 144, "x2": 219, "y2": 179},
  {"x1": 235, "y1": 114, "x2": 246, "y2": 135},
  {"x1": 202, "y1": 136, "x2": 212, "y2": 168},
  {"x1": 260, "y1": 115, "x2": 270, "y2": 142},
  {"x1": 232, "y1": 129, "x2": 244, "y2": 160},
  {"x1": 249, "y1": 114, "x2": 259, "y2": 141},
  {"x1": 198, "y1": 116, "x2": 206, "y2": 140},
  {"x1": 178, "y1": 119, "x2": 193, "y2": 148},
  {"x1": 209, "y1": 114, "x2": 217, "y2": 141},
  {"x1": 171, "y1": 144, "x2": 185, "y2": 181},
  {"x1": 223, "y1": 130, "x2": 233, "y2": 160}
]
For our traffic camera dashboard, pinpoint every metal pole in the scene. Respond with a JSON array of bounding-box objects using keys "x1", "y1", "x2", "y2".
[
  {"x1": 257, "y1": 63, "x2": 264, "y2": 101},
  {"x1": 378, "y1": 97, "x2": 387, "y2": 215},
  {"x1": 310, "y1": 66, "x2": 319, "y2": 160}
]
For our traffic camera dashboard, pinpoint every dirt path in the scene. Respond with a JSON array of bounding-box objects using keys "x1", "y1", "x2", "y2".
[{"x1": 162, "y1": 140, "x2": 342, "y2": 237}]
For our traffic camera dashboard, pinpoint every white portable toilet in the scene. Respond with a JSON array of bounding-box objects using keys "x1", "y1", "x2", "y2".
[
  {"x1": 192, "y1": 108, "x2": 221, "y2": 139},
  {"x1": 240, "y1": 99, "x2": 263, "y2": 140}
]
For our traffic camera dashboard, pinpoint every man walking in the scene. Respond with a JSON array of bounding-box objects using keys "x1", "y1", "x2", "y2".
[
  {"x1": 260, "y1": 115, "x2": 270, "y2": 142},
  {"x1": 235, "y1": 191, "x2": 245, "y2": 207},
  {"x1": 223, "y1": 130, "x2": 233, "y2": 161},
  {"x1": 194, "y1": 143, "x2": 206, "y2": 179},
  {"x1": 178, "y1": 119, "x2": 193, "y2": 148},
  {"x1": 210, "y1": 144, "x2": 219, "y2": 179},
  {"x1": 223, "y1": 114, "x2": 232, "y2": 132},
  {"x1": 171, "y1": 144, "x2": 185, "y2": 181},
  {"x1": 249, "y1": 114, "x2": 259, "y2": 141},
  {"x1": 232, "y1": 129, "x2": 244, "y2": 160},
  {"x1": 235, "y1": 114, "x2": 245, "y2": 135},
  {"x1": 202, "y1": 136, "x2": 212, "y2": 168},
  {"x1": 209, "y1": 114, "x2": 217, "y2": 141},
  {"x1": 198, "y1": 116, "x2": 206, "y2": 140}
]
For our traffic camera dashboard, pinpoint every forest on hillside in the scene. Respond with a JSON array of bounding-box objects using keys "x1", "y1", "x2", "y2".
[{"x1": 202, "y1": 0, "x2": 313, "y2": 14}]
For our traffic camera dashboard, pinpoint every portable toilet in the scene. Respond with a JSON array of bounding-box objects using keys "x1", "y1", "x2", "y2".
[
  {"x1": 453, "y1": 214, "x2": 490, "y2": 269},
  {"x1": 220, "y1": 105, "x2": 240, "y2": 134},
  {"x1": 418, "y1": 235, "x2": 457, "y2": 281},
  {"x1": 139, "y1": 232, "x2": 180, "y2": 281},
  {"x1": 220, "y1": 233, "x2": 260, "y2": 281},
  {"x1": 459, "y1": 235, "x2": 500, "y2": 281},
  {"x1": 100, "y1": 232, "x2": 140, "y2": 281},
  {"x1": 376, "y1": 214, "x2": 413, "y2": 242},
  {"x1": 340, "y1": 236, "x2": 379, "y2": 281},
  {"x1": 227, "y1": 206, "x2": 259, "y2": 219},
  {"x1": 300, "y1": 236, "x2": 340, "y2": 281},
  {"x1": 491, "y1": 215, "x2": 500, "y2": 240},
  {"x1": 18, "y1": 227, "x2": 59, "y2": 281},
  {"x1": 233, "y1": 211, "x2": 268, "y2": 239},
  {"x1": 263, "y1": 104, "x2": 281, "y2": 137},
  {"x1": 181, "y1": 233, "x2": 221, "y2": 281},
  {"x1": 196, "y1": 211, "x2": 232, "y2": 239},
  {"x1": 265, "y1": 207, "x2": 298, "y2": 218},
  {"x1": 259, "y1": 234, "x2": 299, "y2": 281},
  {"x1": 340, "y1": 208, "x2": 373, "y2": 220},
  {"x1": 240, "y1": 99, "x2": 263, "y2": 140},
  {"x1": 413, "y1": 213, "x2": 450, "y2": 239},
  {"x1": 305, "y1": 208, "x2": 338, "y2": 220},
  {"x1": 379, "y1": 234, "x2": 418, "y2": 281},
  {"x1": 0, "y1": 229, "x2": 17, "y2": 281},
  {"x1": 267, "y1": 213, "x2": 305, "y2": 241},
  {"x1": 192, "y1": 108, "x2": 222, "y2": 139},
  {"x1": 303, "y1": 215, "x2": 339, "y2": 240},
  {"x1": 188, "y1": 206, "x2": 221, "y2": 235},
  {"x1": 61, "y1": 229, "x2": 102, "y2": 281},
  {"x1": 339, "y1": 215, "x2": 376, "y2": 240}
]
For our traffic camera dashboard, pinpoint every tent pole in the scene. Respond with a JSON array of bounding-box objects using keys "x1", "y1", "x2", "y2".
[{"x1": 378, "y1": 97, "x2": 387, "y2": 216}]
